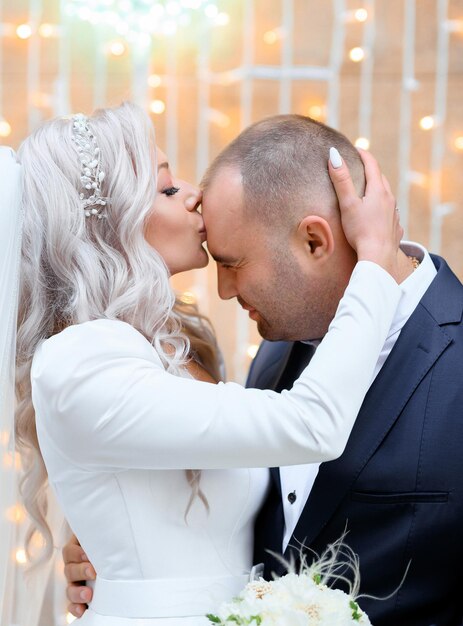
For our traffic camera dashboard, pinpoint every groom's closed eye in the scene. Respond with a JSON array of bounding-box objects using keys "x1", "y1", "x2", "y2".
[{"x1": 210, "y1": 253, "x2": 240, "y2": 269}]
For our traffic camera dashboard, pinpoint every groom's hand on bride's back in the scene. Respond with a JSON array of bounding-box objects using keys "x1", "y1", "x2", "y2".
[{"x1": 63, "y1": 534, "x2": 96, "y2": 618}]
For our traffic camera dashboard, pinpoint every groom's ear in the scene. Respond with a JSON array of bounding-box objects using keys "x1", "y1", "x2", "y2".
[{"x1": 295, "y1": 215, "x2": 335, "y2": 261}]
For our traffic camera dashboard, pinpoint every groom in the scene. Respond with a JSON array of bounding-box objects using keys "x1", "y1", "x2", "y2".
[
  {"x1": 65, "y1": 116, "x2": 463, "y2": 625},
  {"x1": 202, "y1": 115, "x2": 463, "y2": 626}
]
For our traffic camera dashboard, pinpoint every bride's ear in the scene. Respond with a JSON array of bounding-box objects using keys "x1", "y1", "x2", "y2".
[{"x1": 295, "y1": 215, "x2": 335, "y2": 262}]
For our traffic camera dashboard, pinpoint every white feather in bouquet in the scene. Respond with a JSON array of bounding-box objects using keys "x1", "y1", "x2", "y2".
[{"x1": 207, "y1": 538, "x2": 373, "y2": 626}]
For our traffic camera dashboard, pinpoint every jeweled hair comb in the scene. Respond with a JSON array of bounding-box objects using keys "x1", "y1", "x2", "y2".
[{"x1": 71, "y1": 113, "x2": 108, "y2": 219}]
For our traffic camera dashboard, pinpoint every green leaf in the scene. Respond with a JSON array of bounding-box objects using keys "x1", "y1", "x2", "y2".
[
  {"x1": 349, "y1": 600, "x2": 362, "y2": 621},
  {"x1": 313, "y1": 573, "x2": 322, "y2": 585},
  {"x1": 206, "y1": 615, "x2": 222, "y2": 624}
]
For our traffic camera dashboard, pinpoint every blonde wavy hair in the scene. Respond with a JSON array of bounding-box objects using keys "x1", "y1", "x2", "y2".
[{"x1": 15, "y1": 102, "x2": 220, "y2": 566}]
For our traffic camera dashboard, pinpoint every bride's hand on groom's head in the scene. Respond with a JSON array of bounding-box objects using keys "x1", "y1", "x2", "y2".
[
  {"x1": 63, "y1": 534, "x2": 95, "y2": 617},
  {"x1": 328, "y1": 146, "x2": 403, "y2": 279}
]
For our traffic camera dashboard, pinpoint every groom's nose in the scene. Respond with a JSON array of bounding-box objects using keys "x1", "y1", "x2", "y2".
[{"x1": 216, "y1": 265, "x2": 238, "y2": 300}]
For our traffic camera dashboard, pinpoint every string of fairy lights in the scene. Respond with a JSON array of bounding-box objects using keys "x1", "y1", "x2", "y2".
[{"x1": 0, "y1": 2, "x2": 462, "y2": 623}]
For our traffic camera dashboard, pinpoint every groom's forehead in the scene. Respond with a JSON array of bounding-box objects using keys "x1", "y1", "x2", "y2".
[{"x1": 202, "y1": 169, "x2": 244, "y2": 223}]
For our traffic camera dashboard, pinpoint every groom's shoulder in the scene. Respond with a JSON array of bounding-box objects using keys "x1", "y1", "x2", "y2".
[{"x1": 420, "y1": 254, "x2": 463, "y2": 326}]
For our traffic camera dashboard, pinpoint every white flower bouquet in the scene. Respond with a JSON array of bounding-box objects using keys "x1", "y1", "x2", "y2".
[{"x1": 207, "y1": 540, "x2": 373, "y2": 626}]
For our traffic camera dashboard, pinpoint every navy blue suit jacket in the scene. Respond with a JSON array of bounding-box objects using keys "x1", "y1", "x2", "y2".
[{"x1": 248, "y1": 255, "x2": 463, "y2": 626}]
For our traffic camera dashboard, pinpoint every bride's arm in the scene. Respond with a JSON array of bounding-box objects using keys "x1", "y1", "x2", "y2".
[
  {"x1": 31, "y1": 150, "x2": 402, "y2": 471},
  {"x1": 32, "y1": 262, "x2": 399, "y2": 471}
]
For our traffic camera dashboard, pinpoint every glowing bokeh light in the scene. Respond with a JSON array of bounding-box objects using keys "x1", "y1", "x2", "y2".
[
  {"x1": 349, "y1": 46, "x2": 365, "y2": 62},
  {"x1": 39, "y1": 23, "x2": 58, "y2": 38},
  {"x1": 208, "y1": 109, "x2": 230, "y2": 128},
  {"x1": 148, "y1": 74, "x2": 162, "y2": 88},
  {"x1": 407, "y1": 171, "x2": 428, "y2": 187},
  {"x1": 15, "y1": 549, "x2": 27, "y2": 565},
  {"x1": 454, "y1": 136, "x2": 463, "y2": 151},
  {"x1": 215, "y1": 12, "x2": 230, "y2": 26},
  {"x1": 308, "y1": 104, "x2": 326, "y2": 121},
  {"x1": 67, "y1": 0, "x2": 222, "y2": 40},
  {"x1": 16, "y1": 24, "x2": 32, "y2": 39},
  {"x1": 0, "y1": 120, "x2": 12, "y2": 137},
  {"x1": 355, "y1": 137, "x2": 370, "y2": 150},
  {"x1": 420, "y1": 115, "x2": 435, "y2": 130},
  {"x1": 31, "y1": 92, "x2": 53, "y2": 107},
  {"x1": 150, "y1": 100, "x2": 166, "y2": 114},
  {"x1": 264, "y1": 30, "x2": 278, "y2": 44},
  {"x1": 108, "y1": 41, "x2": 126, "y2": 56},
  {"x1": 6, "y1": 504, "x2": 26, "y2": 524},
  {"x1": 204, "y1": 3, "x2": 219, "y2": 18},
  {"x1": 355, "y1": 8, "x2": 368, "y2": 22}
]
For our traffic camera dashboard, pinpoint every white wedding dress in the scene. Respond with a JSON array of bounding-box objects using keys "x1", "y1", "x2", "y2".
[{"x1": 31, "y1": 262, "x2": 400, "y2": 625}]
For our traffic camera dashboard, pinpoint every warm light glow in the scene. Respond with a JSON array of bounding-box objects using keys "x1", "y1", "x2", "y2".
[
  {"x1": 162, "y1": 20, "x2": 177, "y2": 36},
  {"x1": 31, "y1": 92, "x2": 52, "y2": 108},
  {"x1": 15, "y1": 549, "x2": 27, "y2": 565},
  {"x1": 407, "y1": 171, "x2": 428, "y2": 187},
  {"x1": 3, "y1": 452, "x2": 12, "y2": 469},
  {"x1": 264, "y1": 30, "x2": 278, "y2": 45},
  {"x1": 149, "y1": 99, "x2": 166, "y2": 115},
  {"x1": 148, "y1": 74, "x2": 162, "y2": 88},
  {"x1": 67, "y1": 0, "x2": 220, "y2": 39},
  {"x1": 108, "y1": 41, "x2": 126, "y2": 56},
  {"x1": 3, "y1": 451, "x2": 22, "y2": 470},
  {"x1": 0, "y1": 430, "x2": 9, "y2": 446},
  {"x1": 308, "y1": 105, "x2": 326, "y2": 121},
  {"x1": 66, "y1": 613, "x2": 76, "y2": 624},
  {"x1": 355, "y1": 8, "x2": 369, "y2": 22},
  {"x1": 454, "y1": 136, "x2": 463, "y2": 151},
  {"x1": 30, "y1": 531, "x2": 45, "y2": 550},
  {"x1": 6, "y1": 505, "x2": 26, "y2": 524},
  {"x1": 445, "y1": 19, "x2": 463, "y2": 33},
  {"x1": 166, "y1": 1, "x2": 181, "y2": 16},
  {"x1": 419, "y1": 115, "x2": 435, "y2": 130},
  {"x1": 349, "y1": 47, "x2": 365, "y2": 62},
  {"x1": 181, "y1": 291, "x2": 197, "y2": 305},
  {"x1": 39, "y1": 23, "x2": 58, "y2": 38},
  {"x1": 208, "y1": 109, "x2": 231, "y2": 128},
  {"x1": 246, "y1": 344, "x2": 259, "y2": 359},
  {"x1": 204, "y1": 3, "x2": 219, "y2": 18},
  {"x1": 355, "y1": 137, "x2": 370, "y2": 150},
  {"x1": 16, "y1": 24, "x2": 32, "y2": 39},
  {"x1": 215, "y1": 12, "x2": 230, "y2": 26}
]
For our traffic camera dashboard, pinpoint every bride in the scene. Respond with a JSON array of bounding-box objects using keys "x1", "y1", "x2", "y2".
[{"x1": 7, "y1": 102, "x2": 401, "y2": 624}]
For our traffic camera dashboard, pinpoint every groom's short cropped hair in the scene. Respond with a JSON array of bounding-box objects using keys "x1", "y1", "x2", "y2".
[{"x1": 202, "y1": 115, "x2": 366, "y2": 231}]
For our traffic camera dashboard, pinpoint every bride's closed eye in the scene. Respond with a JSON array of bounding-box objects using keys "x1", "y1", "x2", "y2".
[{"x1": 162, "y1": 186, "x2": 180, "y2": 197}]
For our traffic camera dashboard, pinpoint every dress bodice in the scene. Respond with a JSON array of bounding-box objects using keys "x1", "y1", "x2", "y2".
[{"x1": 47, "y1": 460, "x2": 269, "y2": 582}]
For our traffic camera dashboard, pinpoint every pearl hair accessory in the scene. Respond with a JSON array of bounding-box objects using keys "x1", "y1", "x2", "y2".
[{"x1": 71, "y1": 113, "x2": 108, "y2": 219}]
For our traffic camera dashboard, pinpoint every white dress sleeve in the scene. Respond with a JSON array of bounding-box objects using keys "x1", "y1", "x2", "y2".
[{"x1": 31, "y1": 261, "x2": 401, "y2": 470}]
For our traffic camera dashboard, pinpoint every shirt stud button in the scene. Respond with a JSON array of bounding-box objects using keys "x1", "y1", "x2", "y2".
[{"x1": 287, "y1": 491, "x2": 297, "y2": 504}]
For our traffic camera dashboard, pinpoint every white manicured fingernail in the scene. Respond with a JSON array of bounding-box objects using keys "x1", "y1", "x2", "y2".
[{"x1": 329, "y1": 147, "x2": 343, "y2": 169}]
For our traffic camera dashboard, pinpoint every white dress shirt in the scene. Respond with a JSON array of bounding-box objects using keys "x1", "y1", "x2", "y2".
[{"x1": 280, "y1": 241, "x2": 437, "y2": 551}]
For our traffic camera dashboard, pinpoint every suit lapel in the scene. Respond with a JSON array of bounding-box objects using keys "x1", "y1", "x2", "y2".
[
  {"x1": 287, "y1": 300, "x2": 453, "y2": 554},
  {"x1": 253, "y1": 342, "x2": 314, "y2": 496},
  {"x1": 254, "y1": 342, "x2": 294, "y2": 497}
]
